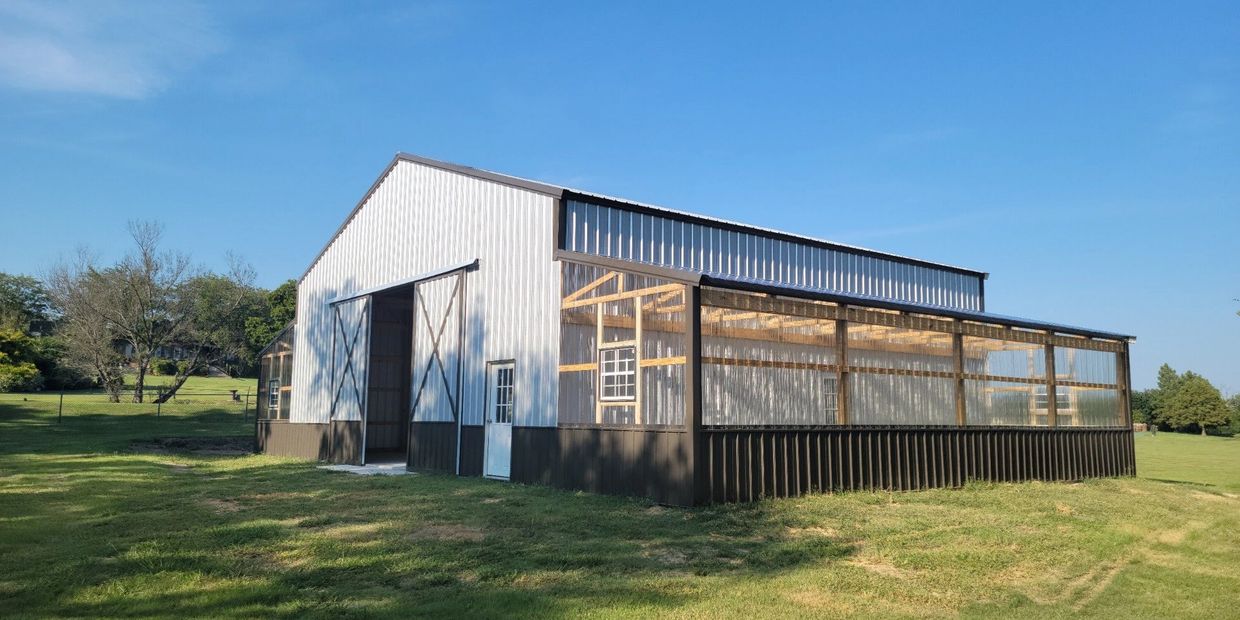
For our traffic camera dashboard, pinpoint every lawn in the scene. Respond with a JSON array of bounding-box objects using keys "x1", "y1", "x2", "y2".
[{"x1": 1, "y1": 400, "x2": 1237, "y2": 619}]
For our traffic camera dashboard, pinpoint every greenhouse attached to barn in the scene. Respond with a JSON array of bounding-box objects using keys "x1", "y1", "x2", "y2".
[{"x1": 256, "y1": 153, "x2": 1134, "y2": 505}]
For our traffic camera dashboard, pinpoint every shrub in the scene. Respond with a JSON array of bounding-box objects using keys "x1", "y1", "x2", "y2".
[
  {"x1": 176, "y1": 360, "x2": 209, "y2": 377},
  {"x1": 0, "y1": 362, "x2": 44, "y2": 392},
  {"x1": 151, "y1": 358, "x2": 179, "y2": 376}
]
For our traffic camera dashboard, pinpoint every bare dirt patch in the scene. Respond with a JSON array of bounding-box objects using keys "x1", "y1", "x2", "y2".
[
  {"x1": 409, "y1": 524, "x2": 486, "y2": 542},
  {"x1": 786, "y1": 525, "x2": 840, "y2": 538},
  {"x1": 786, "y1": 588, "x2": 855, "y2": 613},
  {"x1": 131, "y1": 436, "x2": 253, "y2": 456},
  {"x1": 849, "y1": 555, "x2": 912, "y2": 579},
  {"x1": 202, "y1": 498, "x2": 241, "y2": 514},
  {"x1": 156, "y1": 461, "x2": 193, "y2": 473},
  {"x1": 641, "y1": 546, "x2": 688, "y2": 566}
]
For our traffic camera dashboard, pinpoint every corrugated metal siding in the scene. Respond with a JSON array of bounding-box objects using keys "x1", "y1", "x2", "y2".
[
  {"x1": 564, "y1": 200, "x2": 983, "y2": 311},
  {"x1": 410, "y1": 273, "x2": 462, "y2": 423},
  {"x1": 328, "y1": 297, "x2": 370, "y2": 422},
  {"x1": 292, "y1": 160, "x2": 560, "y2": 427}
]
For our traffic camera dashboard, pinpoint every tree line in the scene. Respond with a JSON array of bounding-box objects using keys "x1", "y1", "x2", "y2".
[
  {"x1": 1131, "y1": 364, "x2": 1239, "y2": 436},
  {"x1": 0, "y1": 222, "x2": 294, "y2": 402}
]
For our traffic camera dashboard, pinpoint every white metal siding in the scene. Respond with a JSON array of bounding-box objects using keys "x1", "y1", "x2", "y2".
[
  {"x1": 327, "y1": 296, "x2": 370, "y2": 422},
  {"x1": 291, "y1": 160, "x2": 560, "y2": 427},
  {"x1": 564, "y1": 200, "x2": 983, "y2": 311}
]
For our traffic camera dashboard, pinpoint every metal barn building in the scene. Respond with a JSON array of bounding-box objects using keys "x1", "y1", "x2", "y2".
[{"x1": 256, "y1": 153, "x2": 1135, "y2": 505}]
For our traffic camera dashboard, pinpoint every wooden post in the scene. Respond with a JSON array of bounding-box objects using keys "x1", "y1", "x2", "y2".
[
  {"x1": 1045, "y1": 343, "x2": 1057, "y2": 428},
  {"x1": 1118, "y1": 342, "x2": 1132, "y2": 427},
  {"x1": 58, "y1": 391, "x2": 63, "y2": 423},
  {"x1": 595, "y1": 302, "x2": 604, "y2": 424},
  {"x1": 686, "y1": 285, "x2": 706, "y2": 505},
  {"x1": 835, "y1": 318, "x2": 849, "y2": 425},
  {"x1": 244, "y1": 390, "x2": 250, "y2": 422},
  {"x1": 634, "y1": 293, "x2": 643, "y2": 425},
  {"x1": 953, "y1": 329, "x2": 966, "y2": 426}
]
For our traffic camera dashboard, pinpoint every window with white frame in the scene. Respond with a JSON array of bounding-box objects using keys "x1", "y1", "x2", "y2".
[
  {"x1": 599, "y1": 346, "x2": 637, "y2": 401},
  {"x1": 268, "y1": 379, "x2": 279, "y2": 413},
  {"x1": 824, "y1": 375, "x2": 838, "y2": 421},
  {"x1": 491, "y1": 363, "x2": 514, "y2": 424},
  {"x1": 1034, "y1": 386, "x2": 1070, "y2": 410}
]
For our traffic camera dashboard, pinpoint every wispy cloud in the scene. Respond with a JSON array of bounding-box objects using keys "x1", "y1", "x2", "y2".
[{"x1": 0, "y1": 0, "x2": 225, "y2": 99}]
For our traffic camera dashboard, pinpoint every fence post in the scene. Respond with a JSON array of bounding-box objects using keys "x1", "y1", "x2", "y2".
[
  {"x1": 244, "y1": 390, "x2": 250, "y2": 422},
  {"x1": 58, "y1": 391, "x2": 64, "y2": 423}
]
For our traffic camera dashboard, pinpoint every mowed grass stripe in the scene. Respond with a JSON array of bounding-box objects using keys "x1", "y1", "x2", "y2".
[{"x1": 1, "y1": 396, "x2": 1238, "y2": 618}]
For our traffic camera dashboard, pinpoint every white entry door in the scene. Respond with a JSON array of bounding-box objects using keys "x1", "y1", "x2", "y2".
[{"x1": 483, "y1": 362, "x2": 514, "y2": 479}]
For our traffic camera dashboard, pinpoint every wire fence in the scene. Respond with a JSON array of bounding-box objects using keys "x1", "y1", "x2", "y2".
[{"x1": 0, "y1": 389, "x2": 258, "y2": 425}]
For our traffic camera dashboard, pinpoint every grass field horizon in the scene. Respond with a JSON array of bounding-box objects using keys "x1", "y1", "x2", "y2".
[{"x1": 1, "y1": 399, "x2": 1237, "y2": 618}]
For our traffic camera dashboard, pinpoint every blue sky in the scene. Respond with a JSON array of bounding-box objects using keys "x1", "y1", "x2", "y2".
[{"x1": 0, "y1": 1, "x2": 1236, "y2": 391}]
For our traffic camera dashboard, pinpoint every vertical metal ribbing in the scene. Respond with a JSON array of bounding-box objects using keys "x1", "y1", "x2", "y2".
[
  {"x1": 754, "y1": 433, "x2": 763, "y2": 499},
  {"x1": 846, "y1": 431, "x2": 855, "y2": 491},
  {"x1": 821, "y1": 432, "x2": 830, "y2": 493},
  {"x1": 707, "y1": 433, "x2": 715, "y2": 503},
  {"x1": 746, "y1": 432, "x2": 755, "y2": 502},
  {"x1": 794, "y1": 432, "x2": 803, "y2": 496},
  {"x1": 804, "y1": 433, "x2": 813, "y2": 495},
  {"x1": 781, "y1": 432, "x2": 790, "y2": 498},
  {"x1": 888, "y1": 432, "x2": 897, "y2": 490},
  {"x1": 899, "y1": 432, "x2": 908, "y2": 490}
]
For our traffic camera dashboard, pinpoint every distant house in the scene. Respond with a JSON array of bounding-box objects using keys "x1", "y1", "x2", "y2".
[
  {"x1": 116, "y1": 342, "x2": 197, "y2": 362},
  {"x1": 256, "y1": 153, "x2": 1135, "y2": 505}
]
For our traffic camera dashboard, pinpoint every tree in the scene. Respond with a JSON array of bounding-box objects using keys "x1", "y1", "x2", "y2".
[
  {"x1": 0, "y1": 329, "x2": 43, "y2": 392},
  {"x1": 152, "y1": 271, "x2": 261, "y2": 398},
  {"x1": 1228, "y1": 394, "x2": 1240, "y2": 434},
  {"x1": 47, "y1": 222, "x2": 255, "y2": 403},
  {"x1": 1130, "y1": 389, "x2": 1156, "y2": 425},
  {"x1": 244, "y1": 279, "x2": 296, "y2": 367},
  {"x1": 1151, "y1": 364, "x2": 1184, "y2": 428},
  {"x1": 0, "y1": 273, "x2": 55, "y2": 335},
  {"x1": 1163, "y1": 372, "x2": 1230, "y2": 435}
]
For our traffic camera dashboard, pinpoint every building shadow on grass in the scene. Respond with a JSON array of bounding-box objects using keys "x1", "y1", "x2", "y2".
[{"x1": 3, "y1": 445, "x2": 858, "y2": 619}]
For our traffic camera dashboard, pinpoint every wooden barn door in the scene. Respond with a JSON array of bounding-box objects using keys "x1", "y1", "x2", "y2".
[{"x1": 409, "y1": 270, "x2": 466, "y2": 471}]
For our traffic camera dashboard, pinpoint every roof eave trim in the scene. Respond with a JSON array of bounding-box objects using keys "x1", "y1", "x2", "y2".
[
  {"x1": 554, "y1": 249, "x2": 703, "y2": 285},
  {"x1": 326, "y1": 259, "x2": 479, "y2": 306}
]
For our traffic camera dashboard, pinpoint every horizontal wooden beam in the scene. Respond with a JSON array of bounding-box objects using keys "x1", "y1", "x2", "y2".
[
  {"x1": 559, "y1": 356, "x2": 687, "y2": 373},
  {"x1": 702, "y1": 289, "x2": 1125, "y2": 352},
  {"x1": 696, "y1": 356, "x2": 1120, "y2": 389},
  {"x1": 562, "y1": 283, "x2": 685, "y2": 310}
]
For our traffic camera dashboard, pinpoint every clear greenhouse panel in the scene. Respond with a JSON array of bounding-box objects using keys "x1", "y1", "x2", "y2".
[{"x1": 964, "y1": 379, "x2": 1036, "y2": 426}]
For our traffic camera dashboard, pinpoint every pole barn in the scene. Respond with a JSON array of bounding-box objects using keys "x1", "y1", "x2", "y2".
[{"x1": 256, "y1": 153, "x2": 1135, "y2": 505}]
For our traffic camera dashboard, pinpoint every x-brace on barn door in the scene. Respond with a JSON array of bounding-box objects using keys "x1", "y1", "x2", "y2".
[
  {"x1": 329, "y1": 295, "x2": 372, "y2": 462},
  {"x1": 410, "y1": 271, "x2": 466, "y2": 425}
]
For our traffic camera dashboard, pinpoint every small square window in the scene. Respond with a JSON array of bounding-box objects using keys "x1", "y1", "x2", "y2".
[
  {"x1": 267, "y1": 379, "x2": 280, "y2": 414},
  {"x1": 599, "y1": 346, "x2": 637, "y2": 402}
]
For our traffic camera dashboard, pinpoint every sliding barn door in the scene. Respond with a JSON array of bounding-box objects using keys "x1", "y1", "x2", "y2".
[
  {"x1": 410, "y1": 272, "x2": 465, "y2": 426},
  {"x1": 329, "y1": 296, "x2": 372, "y2": 425}
]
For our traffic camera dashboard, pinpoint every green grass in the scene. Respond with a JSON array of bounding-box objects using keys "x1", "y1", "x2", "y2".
[
  {"x1": 1, "y1": 400, "x2": 1238, "y2": 619},
  {"x1": 1, "y1": 375, "x2": 259, "y2": 423}
]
